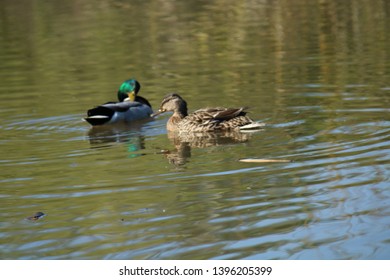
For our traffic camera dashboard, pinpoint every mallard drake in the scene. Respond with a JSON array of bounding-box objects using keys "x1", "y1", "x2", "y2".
[
  {"x1": 84, "y1": 79, "x2": 153, "y2": 126},
  {"x1": 152, "y1": 93, "x2": 264, "y2": 132}
]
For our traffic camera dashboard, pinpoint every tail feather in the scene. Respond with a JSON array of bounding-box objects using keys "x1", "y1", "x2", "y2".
[
  {"x1": 84, "y1": 106, "x2": 114, "y2": 126},
  {"x1": 84, "y1": 115, "x2": 111, "y2": 126},
  {"x1": 239, "y1": 122, "x2": 265, "y2": 131}
]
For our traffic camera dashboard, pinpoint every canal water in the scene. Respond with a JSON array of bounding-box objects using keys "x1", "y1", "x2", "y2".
[{"x1": 1, "y1": 0, "x2": 389, "y2": 259}]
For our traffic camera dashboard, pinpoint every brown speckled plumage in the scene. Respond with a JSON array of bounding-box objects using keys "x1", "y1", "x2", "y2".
[{"x1": 154, "y1": 93, "x2": 264, "y2": 133}]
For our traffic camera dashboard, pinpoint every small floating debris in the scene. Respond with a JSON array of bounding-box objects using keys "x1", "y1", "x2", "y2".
[
  {"x1": 239, "y1": 158, "x2": 292, "y2": 163},
  {"x1": 27, "y1": 212, "x2": 45, "y2": 221}
]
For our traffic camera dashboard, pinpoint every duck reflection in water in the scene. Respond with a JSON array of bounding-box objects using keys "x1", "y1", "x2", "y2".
[
  {"x1": 161, "y1": 130, "x2": 256, "y2": 167},
  {"x1": 87, "y1": 122, "x2": 147, "y2": 158}
]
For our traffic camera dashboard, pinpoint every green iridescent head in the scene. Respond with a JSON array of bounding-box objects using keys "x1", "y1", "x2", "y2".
[{"x1": 117, "y1": 79, "x2": 141, "y2": 102}]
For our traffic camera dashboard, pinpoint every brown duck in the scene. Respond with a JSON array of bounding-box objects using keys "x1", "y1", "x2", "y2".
[{"x1": 152, "y1": 93, "x2": 264, "y2": 133}]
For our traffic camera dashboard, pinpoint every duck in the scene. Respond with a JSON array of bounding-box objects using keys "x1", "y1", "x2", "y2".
[
  {"x1": 152, "y1": 93, "x2": 264, "y2": 133},
  {"x1": 84, "y1": 79, "x2": 153, "y2": 126}
]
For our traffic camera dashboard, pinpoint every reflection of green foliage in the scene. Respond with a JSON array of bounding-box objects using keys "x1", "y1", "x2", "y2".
[
  {"x1": 1, "y1": 0, "x2": 388, "y2": 166},
  {"x1": 1, "y1": 0, "x2": 388, "y2": 116},
  {"x1": 1, "y1": 0, "x2": 389, "y2": 260}
]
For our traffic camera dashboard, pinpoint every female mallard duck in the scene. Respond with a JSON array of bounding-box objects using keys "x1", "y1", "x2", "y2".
[
  {"x1": 84, "y1": 79, "x2": 153, "y2": 126},
  {"x1": 152, "y1": 93, "x2": 264, "y2": 132}
]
